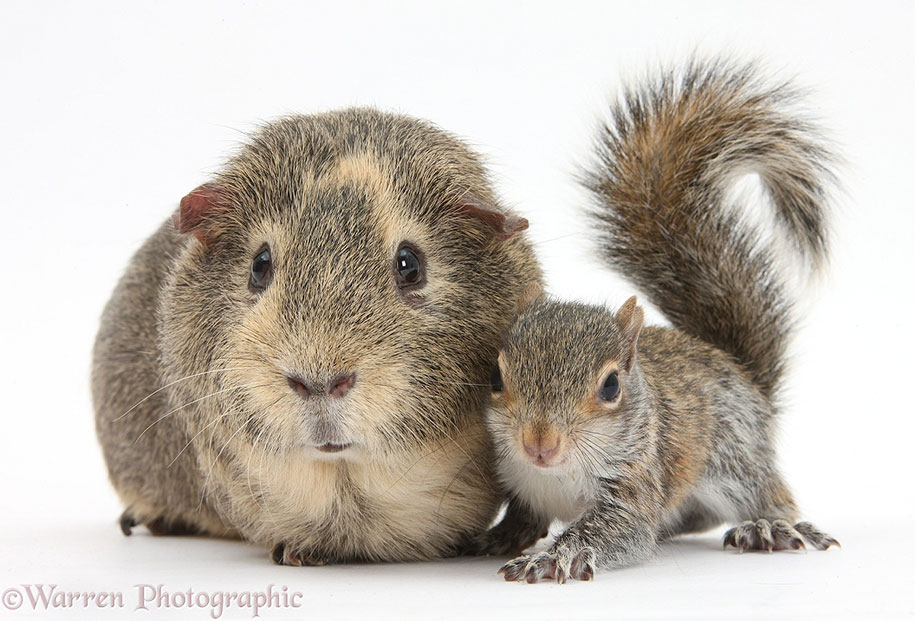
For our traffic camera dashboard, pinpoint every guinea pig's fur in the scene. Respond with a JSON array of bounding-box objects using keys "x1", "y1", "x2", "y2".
[{"x1": 92, "y1": 108, "x2": 543, "y2": 563}]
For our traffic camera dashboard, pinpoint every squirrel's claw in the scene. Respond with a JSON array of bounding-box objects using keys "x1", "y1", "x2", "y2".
[
  {"x1": 569, "y1": 548, "x2": 596, "y2": 581},
  {"x1": 794, "y1": 521, "x2": 841, "y2": 550},
  {"x1": 499, "y1": 555, "x2": 532, "y2": 581},
  {"x1": 500, "y1": 547, "x2": 595, "y2": 584},
  {"x1": 724, "y1": 519, "x2": 838, "y2": 553}
]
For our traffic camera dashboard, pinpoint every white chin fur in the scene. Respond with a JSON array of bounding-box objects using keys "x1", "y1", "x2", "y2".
[{"x1": 497, "y1": 452, "x2": 591, "y2": 524}]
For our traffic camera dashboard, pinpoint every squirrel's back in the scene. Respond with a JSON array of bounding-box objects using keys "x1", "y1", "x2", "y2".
[{"x1": 584, "y1": 58, "x2": 835, "y2": 399}]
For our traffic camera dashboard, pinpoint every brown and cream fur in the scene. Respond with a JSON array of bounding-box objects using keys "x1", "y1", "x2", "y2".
[
  {"x1": 485, "y1": 59, "x2": 839, "y2": 583},
  {"x1": 92, "y1": 108, "x2": 543, "y2": 563}
]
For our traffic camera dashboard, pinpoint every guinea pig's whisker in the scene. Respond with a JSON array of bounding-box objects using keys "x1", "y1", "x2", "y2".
[
  {"x1": 133, "y1": 380, "x2": 273, "y2": 444},
  {"x1": 380, "y1": 414, "x2": 484, "y2": 490},
  {"x1": 442, "y1": 436, "x2": 493, "y2": 496},
  {"x1": 246, "y1": 424, "x2": 272, "y2": 513},
  {"x1": 166, "y1": 410, "x2": 236, "y2": 468},
  {"x1": 98, "y1": 350, "x2": 159, "y2": 360},
  {"x1": 197, "y1": 416, "x2": 253, "y2": 511},
  {"x1": 436, "y1": 457, "x2": 474, "y2": 517},
  {"x1": 255, "y1": 425, "x2": 289, "y2": 529},
  {"x1": 113, "y1": 366, "x2": 258, "y2": 422},
  {"x1": 132, "y1": 387, "x2": 239, "y2": 443},
  {"x1": 435, "y1": 381, "x2": 494, "y2": 388},
  {"x1": 531, "y1": 232, "x2": 581, "y2": 246},
  {"x1": 383, "y1": 436, "x2": 464, "y2": 495}
]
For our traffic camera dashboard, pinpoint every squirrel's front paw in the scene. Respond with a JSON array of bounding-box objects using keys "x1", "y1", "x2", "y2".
[
  {"x1": 270, "y1": 543, "x2": 327, "y2": 567},
  {"x1": 498, "y1": 547, "x2": 596, "y2": 584},
  {"x1": 723, "y1": 519, "x2": 839, "y2": 553}
]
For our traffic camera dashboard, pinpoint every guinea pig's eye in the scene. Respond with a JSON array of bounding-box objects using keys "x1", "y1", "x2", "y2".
[
  {"x1": 394, "y1": 243, "x2": 426, "y2": 292},
  {"x1": 599, "y1": 372, "x2": 620, "y2": 402},
  {"x1": 490, "y1": 364, "x2": 504, "y2": 393},
  {"x1": 249, "y1": 244, "x2": 273, "y2": 292}
]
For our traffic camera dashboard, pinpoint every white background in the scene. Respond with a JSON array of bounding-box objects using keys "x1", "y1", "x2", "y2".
[{"x1": 1, "y1": 1, "x2": 913, "y2": 619}]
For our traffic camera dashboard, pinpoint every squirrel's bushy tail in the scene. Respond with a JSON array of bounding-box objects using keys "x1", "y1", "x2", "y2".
[{"x1": 585, "y1": 58, "x2": 834, "y2": 399}]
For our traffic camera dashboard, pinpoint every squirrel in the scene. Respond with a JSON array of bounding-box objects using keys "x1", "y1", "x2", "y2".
[
  {"x1": 483, "y1": 58, "x2": 840, "y2": 583},
  {"x1": 91, "y1": 108, "x2": 545, "y2": 564}
]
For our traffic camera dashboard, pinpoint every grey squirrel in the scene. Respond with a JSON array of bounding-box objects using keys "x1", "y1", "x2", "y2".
[
  {"x1": 483, "y1": 59, "x2": 839, "y2": 583},
  {"x1": 92, "y1": 109, "x2": 544, "y2": 563}
]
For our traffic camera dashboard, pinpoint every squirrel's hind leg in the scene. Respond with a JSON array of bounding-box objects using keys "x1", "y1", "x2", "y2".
[
  {"x1": 722, "y1": 471, "x2": 839, "y2": 552},
  {"x1": 723, "y1": 519, "x2": 839, "y2": 552}
]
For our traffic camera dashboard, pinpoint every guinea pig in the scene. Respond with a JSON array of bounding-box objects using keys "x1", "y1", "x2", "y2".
[{"x1": 92, "y1": 108, "x2": 543, "y2": 564}]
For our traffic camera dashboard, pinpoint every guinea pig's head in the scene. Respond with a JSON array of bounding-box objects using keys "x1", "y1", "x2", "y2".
[
  {"x1": 486, "y1": 297, "x2": 647, "y2": 478},
  {"x1": 158, "y1": 108, "x2": 541, "y2": 462}
]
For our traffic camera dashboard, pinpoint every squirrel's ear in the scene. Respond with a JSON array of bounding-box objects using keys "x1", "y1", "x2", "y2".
[
  {"x1": 615, "y1": 296, "x2": 644, "y2": 373},
  {"x1": 455, "y1": 195, "x2": 528, "y2": 240},
  {"x1": 176, "y1": 183, "x2": 230, "y2": 246}
]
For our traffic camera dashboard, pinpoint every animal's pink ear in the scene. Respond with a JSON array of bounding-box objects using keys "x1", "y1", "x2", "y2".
[
  {"x1": 176, "y1": 183, "x2": 230, "y2": 245},
  {"x1": 455, "y1": 195, "x2": 528, "y2": 240}
]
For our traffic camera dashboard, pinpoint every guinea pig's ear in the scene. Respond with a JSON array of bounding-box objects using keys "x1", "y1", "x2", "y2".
[
  {"x1": 455, "y1": 195, "x2": 528, "y2": 240},
  {"x1": 615, "y1": 296, "x2": 644, "y2": 373},
  {"x1": 176, "y1": 183, "x2": 231, "y2": 246}
]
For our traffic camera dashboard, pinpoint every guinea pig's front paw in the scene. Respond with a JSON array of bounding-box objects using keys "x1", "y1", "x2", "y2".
[
  {"x1": 119, "y1": 510, "x2": 201, "y2": 537},
  {"x1": 498, "y1": 547, "x2": 596, "y2": 584},
  {"x1": 270, "y1": 543, "x2": 327, "y2": 567}
]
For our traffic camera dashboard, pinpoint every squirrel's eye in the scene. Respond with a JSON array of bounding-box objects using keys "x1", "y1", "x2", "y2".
[
  {"x1": 249, "y1": 245, "x2": 273, "y2": 292},
  {"x1": 490, "y1": 364, "x2": 504, "y2": 393},
  {"x1": 599, "y1": 372, "x2": 620, "y2": 402},
  {"x1": 394, "y1": 244, "x2": 425, "y2": 291}
]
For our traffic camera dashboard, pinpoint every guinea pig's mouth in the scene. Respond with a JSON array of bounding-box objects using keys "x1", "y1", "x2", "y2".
[{"x1": 315, "y1": 442, "x2": 352, "y2": 453}]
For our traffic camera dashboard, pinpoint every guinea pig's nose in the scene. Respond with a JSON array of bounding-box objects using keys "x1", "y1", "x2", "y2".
[
  {"x1": 328, "y1": 373, "x2": 356, "y2": 399},
  {"x1": 286, "y1": 373, "x2": 356, "y2": 400},
  {"x1": 287, "y1": 375, "x2": 315, "y2": 400}
]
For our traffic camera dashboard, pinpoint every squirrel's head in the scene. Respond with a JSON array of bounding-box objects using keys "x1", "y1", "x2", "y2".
[
  {"x1": 486, "y1": 296, "x2": 647, "y2": 479},
  {"x1": 158, "y1": 108, "x2": 541, "y2": 463}
]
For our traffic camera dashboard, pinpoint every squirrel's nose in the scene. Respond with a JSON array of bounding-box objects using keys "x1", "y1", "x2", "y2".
[
  {"x1": 287, "y1": 373, "x2": 357, "y2": 400},
  {"x1": 521, "y1": 428, "x2": 561, "y2": 465}
]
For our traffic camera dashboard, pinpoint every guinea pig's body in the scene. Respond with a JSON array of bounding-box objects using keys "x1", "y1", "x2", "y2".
[{"x1": 92, "y1": 109, "x2": 542, "y2": 563}]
